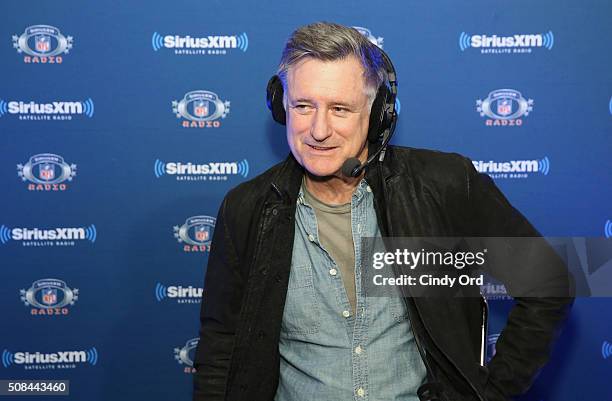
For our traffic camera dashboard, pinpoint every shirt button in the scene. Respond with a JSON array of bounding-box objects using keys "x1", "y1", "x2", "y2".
[
  {"x1": 355, "y1": 346, "x2": 363, "y2": 355},
  {"x1": 308, "y1": 234, "x2": 315, "y2": 242},
  {"x1": 357, "y1": 387, "x2": 365, "y2": 397},
  {"x1": 342, "y1": 310, "x2": 350, "y2": 318},
  {"x1": 329, "y1": 268, "x2": 337, "y2": 276}
]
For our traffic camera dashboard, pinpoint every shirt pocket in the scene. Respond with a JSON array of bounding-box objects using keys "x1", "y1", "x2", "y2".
[{"x1": 281, "y1": 264, "x2": 321, "y2": 337}]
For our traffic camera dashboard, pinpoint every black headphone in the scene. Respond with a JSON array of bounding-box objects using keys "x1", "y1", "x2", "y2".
[{"x1": 266, "y1": 46, "x2": 398, "y2": 146}]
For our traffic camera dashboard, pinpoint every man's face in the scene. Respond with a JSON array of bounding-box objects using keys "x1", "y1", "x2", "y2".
[{"x1": 285, "y1": 55, "x2": 372, "y2": 179}]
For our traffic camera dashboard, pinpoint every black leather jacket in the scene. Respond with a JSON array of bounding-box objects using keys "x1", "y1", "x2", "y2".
[{"x1": 193, "y1": 146, "x2": 573, "y2": 401}]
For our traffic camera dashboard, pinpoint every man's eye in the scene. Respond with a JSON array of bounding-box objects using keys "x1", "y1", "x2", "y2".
[
  {"x1": 293, "y1": 104, "x2": 311, "y2": 112},
  {"x1": 332, "y1": 106, "x2": 348, "y2": 113}
]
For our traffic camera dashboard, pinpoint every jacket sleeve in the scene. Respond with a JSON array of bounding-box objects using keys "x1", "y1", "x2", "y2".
[
  {"x1": 463, "y1": 158, "x2": 574, "y2": 400},
  {"x1": 193, "y1": 196, "x2": 245, "y2": 401}
]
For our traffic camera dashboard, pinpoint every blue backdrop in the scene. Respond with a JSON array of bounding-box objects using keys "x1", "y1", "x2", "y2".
[{"x1": 1, "y1": 0, "x2": 611, "y2": 400}]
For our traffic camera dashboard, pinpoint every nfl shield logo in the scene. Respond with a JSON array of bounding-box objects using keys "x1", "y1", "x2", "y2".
[
  {"x1": 195, "y1": 225, "x2": 209, "y2": 242},
  {"x1": 42, "y1": 288, "x2": 57, "y2": 305},
  {"x1": 497, "y1": 99, "x2": 512, "y2": 116},
  {"x1": 194, "y1": 100, "x2": 209, "y2": 118},
  {"x1": 35, "y1": 35, "x2": 51, "y2": 53},
  {"x1": 39, "y1": 164, "x2": 55, "y2": 181}
]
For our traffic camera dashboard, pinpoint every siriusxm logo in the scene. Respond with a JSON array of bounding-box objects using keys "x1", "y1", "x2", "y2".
[
  {"x1": 152, "y1": 31, "x2": 248, "y2": 55},
  {"x1": 154, "y1": 159, "x2": 249, "y2": 181},
  {"x1": 174, "y1": 338, "x2": 198, "y2": 373},
  {"x1": 479, "y1": 282, "x2": 511, "y2": 301},
  {"x1": 21, "y1": 278, "x2": 78, "y2": 315},
  {"x1": 603, "y1": 341, "x2": 612, "y2": 359},
  {"x1": 174, "y1": 215, "x2": 215, "y2": 252},
  {"x1": 172, "y1": 90, "x2": 230, "y2": 128},
  {"x1": 17, "y1": 153, "x2": 76, "y2": 191},
  {"x1": 353, "y1": 26, "x2": 384, "y2": 48},
  {"x1": 12, "y1": 25, "x2": 73, "y2": 63},
  {"x1": 2, "y1": 348, "x2": 97, "y2": 369},
  {"x1": 605, "y1": 220, "x2": 612, "y2": 239},
  {"x1": 155, "y1": 283, "x2": 202, "y2": 304},
  {"x1": 459, "y1": 31, "x2": 554, "y2": 54},
  {"x1": 0, "y1": 99, "x2": 94, "y2": 120},
  {"x1": 0, "y1": 224, "x2": 97, "y2": 247},
  {"x1": 486, "y1": 333, "x2": 500, "y2": 363},
  {"x1": 472, "y1": 157, "x2": 550, "y2": 179},
  {"x1": 476, "y1": 89, "x2": 533, "y2": 126}
]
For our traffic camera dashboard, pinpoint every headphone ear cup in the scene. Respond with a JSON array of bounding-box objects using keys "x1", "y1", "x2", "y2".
[
  {"x1": 367, "y1": 84, "x2": 391, "y2": 143},
  {"x1": 266, "y1": 75, "x2": 286, "y2": 125}
]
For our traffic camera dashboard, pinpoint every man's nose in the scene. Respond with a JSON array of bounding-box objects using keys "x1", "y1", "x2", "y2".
[{"x1": 310, "y1": 108, "x2": 332, "y2": 142}]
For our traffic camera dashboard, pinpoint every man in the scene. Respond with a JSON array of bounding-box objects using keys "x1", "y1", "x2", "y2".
[{"x1": 193, "y1": 22, "x2": 572, "y2": 401}]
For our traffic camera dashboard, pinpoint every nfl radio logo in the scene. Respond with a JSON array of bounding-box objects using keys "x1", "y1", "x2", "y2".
[
  {"x1": 497, "y1": 99, "x2": 512, "y2": 116},
  {"x1": 195, "y1": 225, "x2": 209, "y2": 242},
  {"x1": 39, "y1": 163, "x2": 55, "y2": 180},
  {"x1": 42, "y1": 288, "x2": 57, "y2": 305},
  {"x1": 35, "y1": 35, "x2": 51, "y2": 53},
  {"x1": 194, "y1": 100, "x2": 209, "y2": 118},
  {"x1": 39, "y1": 163, "x2": 55, "y2": 181}
]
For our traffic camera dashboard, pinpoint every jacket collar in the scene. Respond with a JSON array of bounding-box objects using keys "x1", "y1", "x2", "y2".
[{"x1": 268, "y1": 153, "x2": 304, "y2": 206}]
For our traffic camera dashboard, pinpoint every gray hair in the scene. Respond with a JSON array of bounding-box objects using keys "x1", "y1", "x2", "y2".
[{"x1": 277, "y1": 22, "x2": 387, "y2": 105}]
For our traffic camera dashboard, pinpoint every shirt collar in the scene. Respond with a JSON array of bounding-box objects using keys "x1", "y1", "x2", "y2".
[{"x1": 297, "y1": 177, "x2": 371, "y2": 206}]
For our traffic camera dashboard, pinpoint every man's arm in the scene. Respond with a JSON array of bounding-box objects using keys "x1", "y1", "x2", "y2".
[
  {"x1": 463, "y1": 158, "x2": 574, "y2": 400},
  {"x1": 193, "y1": 196, "x2": 245, "y2": 401}
]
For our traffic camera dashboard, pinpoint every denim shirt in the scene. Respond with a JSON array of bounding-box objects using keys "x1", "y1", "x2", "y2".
[{"x1": 274, "y1": 179, "x2": 427, "y2": 401}]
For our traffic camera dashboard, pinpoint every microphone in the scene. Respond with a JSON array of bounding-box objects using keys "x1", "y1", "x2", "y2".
[
  {"x1": 341, "y1": 126, "x2": 394, "y2": 178},
  {"x1": 341, "y1": 157, "x2": 362, "y2": 178}
]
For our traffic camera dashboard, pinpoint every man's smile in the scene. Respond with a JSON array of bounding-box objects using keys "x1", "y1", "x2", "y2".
[{"x1": 305, "y1": 144, "x2": 338, "y2": 152}]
